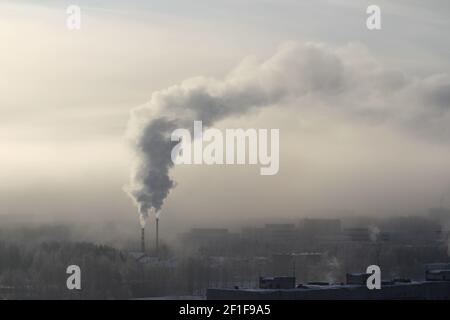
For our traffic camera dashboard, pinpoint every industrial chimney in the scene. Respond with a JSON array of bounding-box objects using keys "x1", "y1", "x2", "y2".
[
  {"x1": 155, "y1": 217, "x2": 159, "y2": 257},
  {"x1": 141, "y1": 227, "x2": 145, "y2": 253}
]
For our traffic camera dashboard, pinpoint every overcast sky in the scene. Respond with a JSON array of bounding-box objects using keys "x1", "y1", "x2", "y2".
[{"x1": 1, "y1": 1, "x2": 450, "y2": 228}]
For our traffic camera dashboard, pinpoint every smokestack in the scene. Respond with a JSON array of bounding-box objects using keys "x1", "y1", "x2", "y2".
[
  {"x1": 141, "y1": 227, "x2": 145, "y2": 253},
  {"x1": 156, "y1": 217, "x2": 159, "y2": 257}
]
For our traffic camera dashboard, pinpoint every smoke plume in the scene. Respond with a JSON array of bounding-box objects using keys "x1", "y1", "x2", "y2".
[
  {"x1": 125, "y1": 42, "x2": 450, "y2": 220},
  {"x1": 369, "y1": 225, "x2": 381, "y2": 243}
]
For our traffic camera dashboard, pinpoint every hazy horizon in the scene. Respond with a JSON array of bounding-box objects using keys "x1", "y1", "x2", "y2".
[{"x1": 2, "y1": 0, "x2": 450, "y2": 229}]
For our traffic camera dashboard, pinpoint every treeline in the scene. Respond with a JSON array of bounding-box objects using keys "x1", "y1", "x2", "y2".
[
  {"x1": 0, "y1": 225, "x2": 226, "y2": 299},
  {"x1": 0, "y1": 240, "x2": 141, "y2": 299}
]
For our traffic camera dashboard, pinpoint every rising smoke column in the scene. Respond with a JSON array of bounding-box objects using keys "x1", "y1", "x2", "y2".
[
  {"x1": 125, "y1": 42, "x2": 450, "y2": 222},
  {"x1": 125, "y1": 42, "x2": 320, "y2": 221},
  {"x1": 369, "y1": 225, "x2": 380, "y2": 243}
]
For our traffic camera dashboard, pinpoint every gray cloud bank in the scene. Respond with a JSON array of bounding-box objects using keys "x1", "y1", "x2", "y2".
[{"x1": 125, "y1": 41, "x2": 450, "y2": 221}]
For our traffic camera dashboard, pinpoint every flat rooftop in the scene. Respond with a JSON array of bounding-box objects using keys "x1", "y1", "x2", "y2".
[{"x1": 207, "y1": 280, "x2": 450, "y2": 300}]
